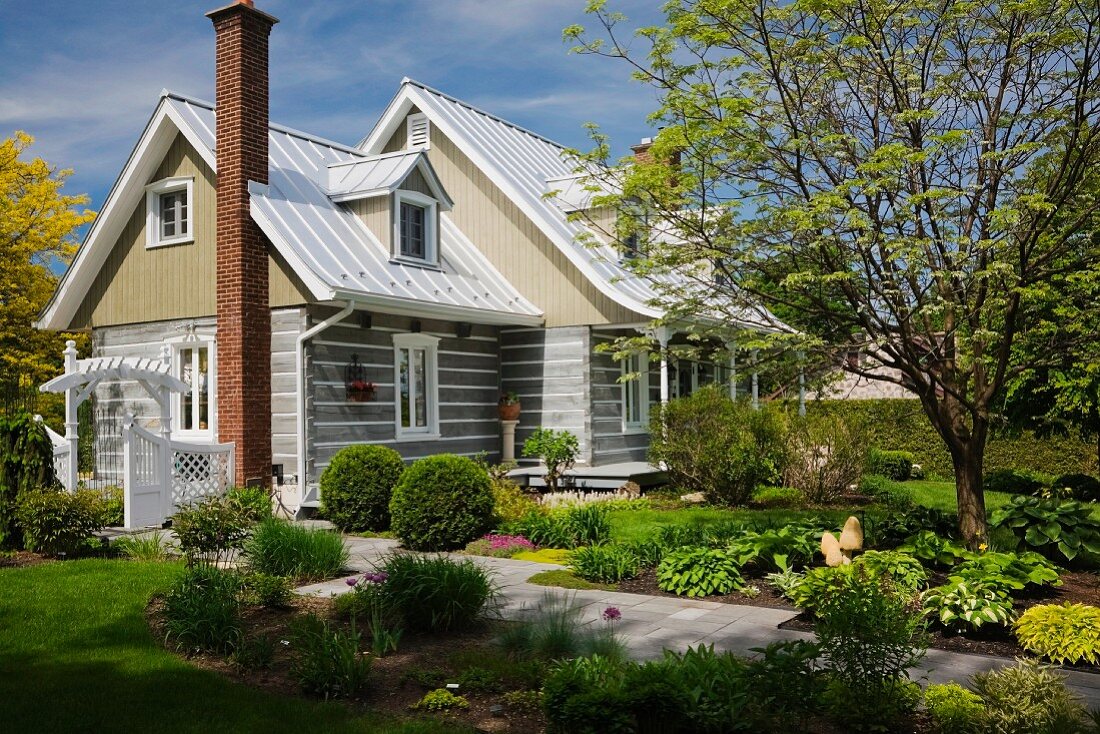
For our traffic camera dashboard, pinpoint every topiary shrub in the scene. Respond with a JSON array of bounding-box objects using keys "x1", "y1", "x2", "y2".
[
  {"x1": 15, "y1": 487, "x2": 104, "y2": 556},
  {"x1": 1051, "y1": 473, "x2": 1100, "y2": 502},
  {"x1": 867, "y1": 449, "x2": 915, "y2": 481},
  {"x1": 649, "y1": 386, "x2": 788, "y2": 506},
  {"x1": 389, "y1": 454, "x2": 494, "y2": 551},
  {"x1": 983, "y1": 468, "x2": 1049, "y2": 495},
  {"x1": 320, "y1": 444, "x2": 405, "y2": 532}
]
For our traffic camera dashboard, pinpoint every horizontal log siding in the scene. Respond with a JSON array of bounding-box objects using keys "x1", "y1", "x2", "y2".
[
  {"x1": 500, "y1": 326, "x2": 592, "y2": 465},
  {"x1": 306, "y1": 309, "x2": 501, "y2": 481},
  {"x1": 271, "y1": 308, "x2": 305, "y2": 478},
  {"x1": 590, "y1": 330, "x2": 659, "y2": 465}
]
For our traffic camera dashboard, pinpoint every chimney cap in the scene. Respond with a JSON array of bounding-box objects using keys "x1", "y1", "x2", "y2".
[{"x1": 206, "y1": 0, "x2": 279, "y2": 24}]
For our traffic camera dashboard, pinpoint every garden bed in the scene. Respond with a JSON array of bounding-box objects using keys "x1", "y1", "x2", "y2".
[
  {"x1": 781, "y1": 569, "x2": 1100, "y2": 666},
  {"x1": 147, "y1": 592, "x2": 545, "y2": 733},
  {"x1": 616, "y1": 567, "x2": 797, "y2": 609}
]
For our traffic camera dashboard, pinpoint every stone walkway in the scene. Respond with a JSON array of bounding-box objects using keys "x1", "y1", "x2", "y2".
[{"x1": 297, "y1": 536, "x2": 1100, "y2": 706}]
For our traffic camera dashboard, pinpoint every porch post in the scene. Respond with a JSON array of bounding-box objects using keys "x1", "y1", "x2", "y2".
[
  {"x1": 751, "y1": 349, "x2": 760, "y2": 410},
  {"x1": 656, "y1": 327, "x2": 671, "y2": 406},
  {"x1": 63, "y1": 340, "x2": 79, "y2": 492},
  {"x1": 797, "y1": 350, "x2": 806, "y2": 417},
  {"x1": 158, "y1": 345, "x2": 173, "y2": 517},
  {"x1": 725, "y1": 340, "x2": 737, "y2": 400}
]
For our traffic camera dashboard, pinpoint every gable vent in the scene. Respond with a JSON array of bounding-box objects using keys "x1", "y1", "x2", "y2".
[{"x1": 406, "y1": 113, "x2": 430, "y2": 149}]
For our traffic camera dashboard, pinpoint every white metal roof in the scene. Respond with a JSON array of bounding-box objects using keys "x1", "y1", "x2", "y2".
[
  {"x1": 359, "y1": 79, "x2": 781, "y2": 330},
  {"x1": 326, "y1": 150, "x2": 453, "y2": 207}
]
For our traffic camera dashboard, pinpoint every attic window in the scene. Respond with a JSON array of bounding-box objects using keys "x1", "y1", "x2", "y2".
[
  {"x1": 145, "y1": 177, "x2": 194, "y2": 248},
  {"x1": 407, "y1": 113, "x2": 430, "y2": 150},
  {"x1": 393, "y1": 190, "x2": 438, "y2": 266}
]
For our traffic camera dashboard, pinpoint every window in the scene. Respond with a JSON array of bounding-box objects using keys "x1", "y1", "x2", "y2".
[
  {"x1": 393, "y1": 190, "x2": 438, "y2": 264},
  {"x1": 618, "y1": 208, "x2": 644, "y2": 261},
  {"x1": 146, "y1": 177, "x2": 194, "y2": 248},
  {"x1": 407, "y1": 113, "x2": 430, "y2": 149},
  {"x1": 621, "y1": 351, "x2": 650, "y2": 431},
  {"x1": 174, "y1": 342, "x2": 215, "y2": 437},
  {"x1": 393, "y1": 333, "x2": 440, "y2": 439}
]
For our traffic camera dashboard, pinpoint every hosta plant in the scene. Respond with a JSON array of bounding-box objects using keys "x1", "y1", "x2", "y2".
[
  {"x1": 656, "y1": 546, "x2": 743, "y2": 597},
  {"x1": 990, "y1": 495, "x2": 1100, "y2": 564},
  {"x1": 922, "y1": 580, "x2": 1014, "y2": 633},
  {"x1": 854, "y1": 550, "x2": 927, "y2": 592},
  {"x1": 726, "y1": 525, "x2": 820, "y2": 572},
  {"x1": 897, "y1": 531, "x2": 969, "y2": 567},
  {"x1": 948, "y1": 550, "x2": 1061, "y2": 593},
  {"x1": 1013, "y1": 603, "x2": 1100, "y2": 665}
]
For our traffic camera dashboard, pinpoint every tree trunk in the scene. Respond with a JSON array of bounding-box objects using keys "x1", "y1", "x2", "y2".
[{"x1": 952, "y1": 442, "x2": 988, "y2": 549}]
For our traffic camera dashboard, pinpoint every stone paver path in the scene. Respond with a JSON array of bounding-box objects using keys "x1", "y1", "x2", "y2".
[{"x1": 298, "y1": 536, "x2": 1100, "y2": 706}]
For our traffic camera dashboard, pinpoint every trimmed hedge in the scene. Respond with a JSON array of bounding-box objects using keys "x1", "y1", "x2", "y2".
[
  {"x1": 320, "y1": 444, "x2": 405, "y2": 532},
  {"x1": 867, "y1": 449, "x2": 914, "y2": 481},
  {"x1": 389, "y1": 454, "x2": 495, "y2": 551},
  {"x1": 806, "y1": 399, "x2": 1097, "y2": 479}
]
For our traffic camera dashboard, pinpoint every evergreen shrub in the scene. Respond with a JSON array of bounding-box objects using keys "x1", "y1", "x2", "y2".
[
  {"x1": 320, "y1": 444, "x2": 405, "y2": 532},
  {"x1": 389, "y1": 454, "x2": 495, "y2": 551}
]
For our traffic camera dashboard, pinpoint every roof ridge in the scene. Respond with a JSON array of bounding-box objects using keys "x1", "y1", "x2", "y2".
[
  {"x1": 402, "y1": 78, "x2": 567, "y2": 151},
  {"x1": 161, "y1": 88, "x2": 366, "y2": 157}
]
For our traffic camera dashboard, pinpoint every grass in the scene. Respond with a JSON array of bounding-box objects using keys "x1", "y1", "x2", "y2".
[
  {"x1": 0, "y1": 559, "x2": 470, "y2": 734},
  {"x1": 608, "y1": 505, "x2": 867, "y2": 543},
  {"x1": 526, "y1": 569, "x2": 616, "y2": 591}
]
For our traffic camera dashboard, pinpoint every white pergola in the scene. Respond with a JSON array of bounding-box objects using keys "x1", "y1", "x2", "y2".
[{"x1": 39, "y1": 340, "x2": 189, "y2": 490}]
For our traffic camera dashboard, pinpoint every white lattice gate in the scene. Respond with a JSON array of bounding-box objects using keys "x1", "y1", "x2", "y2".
[{"x1": 122, "y1": 415, "x2": 234, "y2": 529}]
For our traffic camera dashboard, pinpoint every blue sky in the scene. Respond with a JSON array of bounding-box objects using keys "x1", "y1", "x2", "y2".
[{"x1": 0, "y1": 0, "x2": 663, "y2": 214}]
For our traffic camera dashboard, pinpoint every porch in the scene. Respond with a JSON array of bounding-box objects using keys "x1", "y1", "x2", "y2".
[{"x1": 508, "y1": 461, "x2": 667, "y2": 491}]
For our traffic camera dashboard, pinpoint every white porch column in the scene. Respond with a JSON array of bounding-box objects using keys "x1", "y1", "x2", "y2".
[
  {"x1": 751, "y1": 349, "x2": 760, "y2": 410},
  {"x1": 656, "y1": 326, "x2": 671, "y2": 406},
  {"x1": 797, "y1": 350, "x2": 806, "y2": 417},
  {"x1": 62, "y1": 340, "x2": 79, "y2": 492},
  {"x1": 725, "y1": 340, "x2": 737, "y2": 400}
]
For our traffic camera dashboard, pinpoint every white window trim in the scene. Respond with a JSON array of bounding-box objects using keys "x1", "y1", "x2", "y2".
[
  {"x1": 145, "y1": 176, "x2": 195, "y2": 249},
  {"x1": 392, "y1": 189, "x2": 439, "y2": 266},
  {"x1": 621, "y1": 351, "x2": 650, "y2": 433},
  {"x1": 393, "y1": 333, "x2": 441, "y2": 441},
  {"x1": 166, "y1": 335, "x2": 217, "y2": 440},
  {"x1": 406, "y1": 112, "x2": 430, "y2": 150}
]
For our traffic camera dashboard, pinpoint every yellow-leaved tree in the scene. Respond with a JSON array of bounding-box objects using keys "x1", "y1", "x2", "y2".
[{"x1": 0, "y1": 132, "x2": 95, "y2": 386}]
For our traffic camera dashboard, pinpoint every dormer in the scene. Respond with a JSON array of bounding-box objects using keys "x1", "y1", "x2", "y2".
[{"x1": 327, "y1": 150, "x2": 453, "y2": 267}]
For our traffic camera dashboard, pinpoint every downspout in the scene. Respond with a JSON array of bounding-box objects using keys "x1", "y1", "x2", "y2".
[{"x1": 295, "y1": 300, "x2": 355, "y2": 514}]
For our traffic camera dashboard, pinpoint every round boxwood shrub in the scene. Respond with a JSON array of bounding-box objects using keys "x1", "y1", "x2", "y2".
[
  {"x1": 320, "y1": 444, "x2": 405, "y2": 532},
  {"x1": 389, "y1": 454, "x2": 494, "y2": 551}
]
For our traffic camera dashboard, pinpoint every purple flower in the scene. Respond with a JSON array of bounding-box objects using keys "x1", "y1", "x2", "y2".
[
  {"x1": 363, "y1": 571, "x2": 389, "y2": 584},
  {"x1": 602, "y1": 606, "x2": 622, "y2": 622},
  {"x1": 345, "y1": 577, "x2": 359, "y2": 586}
]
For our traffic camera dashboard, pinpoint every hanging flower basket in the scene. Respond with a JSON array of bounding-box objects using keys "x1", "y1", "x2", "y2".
[{"x1": 347, "y1": 379, "x2": 376, "y2": 403}]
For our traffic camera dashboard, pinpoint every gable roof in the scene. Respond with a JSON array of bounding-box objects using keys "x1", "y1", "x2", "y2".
[
  {"x1": 38, "y1": 91, "x2": 542, "y2": 330},
  {"x1": 359, "y1": 79, "x2": 785, "y2": 332}
]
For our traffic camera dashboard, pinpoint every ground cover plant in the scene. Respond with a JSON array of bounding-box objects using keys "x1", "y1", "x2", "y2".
[
  {"x1": 991, "y1": 496, "x2": 1100, "y2": 565},
  {"x1": 1013, "y1": 603, "x2": 1100, "y2": 665}
]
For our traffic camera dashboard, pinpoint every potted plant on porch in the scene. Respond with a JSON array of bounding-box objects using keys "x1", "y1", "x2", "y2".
[{"x1": 498, "y1": 391, "x2": 521, "y2": 421}]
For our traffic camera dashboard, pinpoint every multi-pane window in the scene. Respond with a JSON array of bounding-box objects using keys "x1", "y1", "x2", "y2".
[
  {"x1": 146, "y1": 177, "x2": 194, "y2": 248},
  {"x1": 393, "y1": 334, "x2": 439, "y2": 438},
  {"x1": 176, "y1": 344, "x2": 213, "y2": 435},
  {"x1": 621, "y1": 352, "x2": 650, "y2": 430},
  {"x1": 399, "y1": 201, "x2": 426, "y2": 259}
]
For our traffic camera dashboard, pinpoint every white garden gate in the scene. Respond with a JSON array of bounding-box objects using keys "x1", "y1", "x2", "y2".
[{"x1": 39, "y1": 340, "x2": 234, "y2": 529}]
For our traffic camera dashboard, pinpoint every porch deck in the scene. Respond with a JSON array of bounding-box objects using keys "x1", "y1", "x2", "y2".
[{"x1": 508, "y1": 461, "x2": 667, "y2": 491}]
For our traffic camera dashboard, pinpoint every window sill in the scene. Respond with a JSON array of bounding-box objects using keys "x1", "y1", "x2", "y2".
[
  {"x1": 394, "y1": 432, "x2": 441, "y2": 443},
  {"x1": 147, "y1": 236, "x2": 195, "y2": 250},
  {"x1": 622, "y1": 426, "x2": 649, "y2": 435}
]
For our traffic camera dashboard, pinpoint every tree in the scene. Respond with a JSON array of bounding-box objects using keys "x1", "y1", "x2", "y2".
[
  {"x1": 566, "y1": 0, "x2": 1100, "y2": 545},
  {"x1": 0, "y1": 132, "x2": 94, "y2": 385}
]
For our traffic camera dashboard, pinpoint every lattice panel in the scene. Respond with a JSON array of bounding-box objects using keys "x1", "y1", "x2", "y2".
[{"x1": 171, "y1": 449, "x2": 232, "y2": 508}]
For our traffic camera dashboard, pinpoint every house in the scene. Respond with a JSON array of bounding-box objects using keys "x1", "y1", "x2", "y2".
[{"x1": 36, "y1": 0, "x2": 771, "y2": 512}]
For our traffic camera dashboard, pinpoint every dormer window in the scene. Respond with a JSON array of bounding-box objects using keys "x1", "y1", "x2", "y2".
[
  {"x1": 146, "y1": 177, "x2": 194, "y2": 248},
  {"x1": 393, "y1": 190, "x2": 438, "y2": 265},
  {"x1": 618, "y1": 203, "x2": 646, "y2": 262},
  {"x1": 407, "y1": 113, "x2": 430, "y2": 149}
]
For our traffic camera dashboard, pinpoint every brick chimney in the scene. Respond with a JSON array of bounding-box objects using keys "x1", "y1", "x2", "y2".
[{"x1": 206, "y1": 0, "x2": 278, "y2": 487}]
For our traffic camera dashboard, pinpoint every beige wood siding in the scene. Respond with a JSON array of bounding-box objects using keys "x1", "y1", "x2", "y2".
[
  {"x1": 381, "y1": 116, "x2": 639, "y2": 326},
  {"x1": 351, "y1": 197, "x2": 391, "y2": 252},
  {"x1": 70, "y1": 132, "x2": 310, "y2": 329}
]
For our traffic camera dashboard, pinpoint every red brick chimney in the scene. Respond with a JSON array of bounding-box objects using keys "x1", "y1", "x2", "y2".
[{"x1": 206, "y1": 0, "x2": 277, "y2": 487}]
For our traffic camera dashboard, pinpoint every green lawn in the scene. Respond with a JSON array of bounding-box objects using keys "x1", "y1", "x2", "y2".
[
  {"x1": 905, "y1": 480, "x2": 1013, "y2": 513},
  {"x1": 0, "y1": 559, "x2": 467, "y2": 734},
  {"x1": 609, "y1": 505, "x2": 871, "y2": 543}
]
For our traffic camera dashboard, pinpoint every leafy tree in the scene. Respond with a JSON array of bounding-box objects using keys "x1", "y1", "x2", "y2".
[
  {"x1": 0, "y1": 132, "x2": 93, "y2": 385},
  {"x1": 565, "y1": 0, "x2": 1100, "y2": 546}
]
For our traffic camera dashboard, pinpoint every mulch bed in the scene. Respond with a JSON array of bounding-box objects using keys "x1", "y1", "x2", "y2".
[
  {"x1": 779, "y1": 569, "x2": 1100, "y2": 669},
  {"x1": 0, "y1": 551, "x2": 53, "y2": 569},
  {"x1": 147, "y1": 595, "x2": 546, "y2": 733}
]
